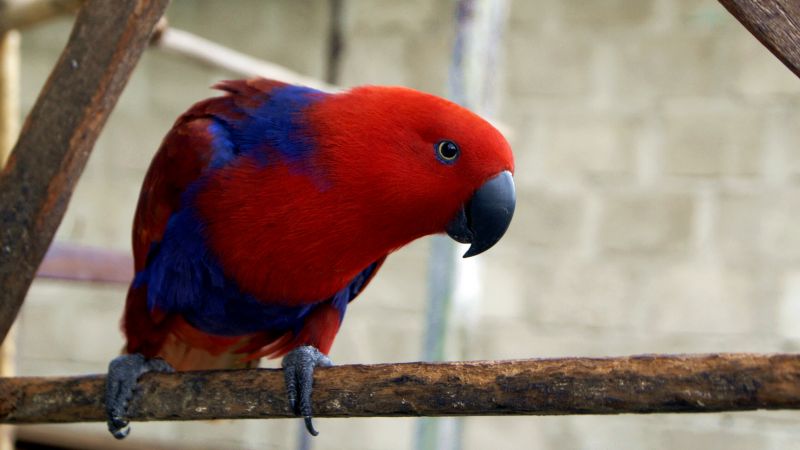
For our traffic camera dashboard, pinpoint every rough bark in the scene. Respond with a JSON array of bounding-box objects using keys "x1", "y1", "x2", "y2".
[
  {"x1": 0, "y1": 354, "x2": 798, "y2": 424},
  {"x1": 0, "y1": 0, "x2": 169, "y2": 343}
]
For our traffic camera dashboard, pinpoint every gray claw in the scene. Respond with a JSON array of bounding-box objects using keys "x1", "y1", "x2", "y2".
[
  {"x1": 105, "y1": 354, "x2": 173, "y2": 439},
  {"x1": 282, "y1": 346, "x2": 331, "y2": 436},
  {"x1": 304, "y1": 416, "x2": 318, "y2": 437}
]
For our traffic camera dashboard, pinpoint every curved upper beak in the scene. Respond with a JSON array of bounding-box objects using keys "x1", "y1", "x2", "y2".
[{"x1": 445, "y1": 170, "x2": 516, "y2": 258}]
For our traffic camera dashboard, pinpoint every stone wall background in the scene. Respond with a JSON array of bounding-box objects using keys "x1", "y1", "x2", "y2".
[{"x1": 13, "y1": 1, "x2": 800, "y2": 449}]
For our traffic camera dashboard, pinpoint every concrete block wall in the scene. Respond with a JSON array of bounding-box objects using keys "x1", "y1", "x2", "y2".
[{"x1": 12, "y1": 0, "x2": 800, "y2": 449}]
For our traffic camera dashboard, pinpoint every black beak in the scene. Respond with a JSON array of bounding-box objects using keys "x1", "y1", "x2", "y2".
[{"x1": 446, "y1": 170, "x2": 516, "y2": 258}]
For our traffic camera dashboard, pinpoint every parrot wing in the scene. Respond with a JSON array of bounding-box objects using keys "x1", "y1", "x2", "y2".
[{"x1": 123, "y1": 79, "x2": 290, "y2": 360}]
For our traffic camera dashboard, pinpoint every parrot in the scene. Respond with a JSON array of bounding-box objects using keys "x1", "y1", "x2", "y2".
[{"x1": 105, "y1": 77, "x2": 515, "y2": 439}]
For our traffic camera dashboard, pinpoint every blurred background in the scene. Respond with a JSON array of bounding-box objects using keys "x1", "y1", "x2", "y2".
[{"x1": 6, "y1": 0, "x2": 800, "y2": 449}]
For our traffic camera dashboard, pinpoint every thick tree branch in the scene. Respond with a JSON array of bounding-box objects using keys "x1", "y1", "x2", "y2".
[
  {"x1": 719, "y1": 0, "x2": 800, "y2": 79},
  {"x1": 0, "y1": 0, "x2": 169, "y2": 343},
  {"x1": 0, "y1": 354, "x2": 798, "y2": 424}
]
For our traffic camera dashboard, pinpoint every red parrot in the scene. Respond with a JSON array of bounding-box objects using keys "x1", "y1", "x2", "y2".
[{"x1": 105, "y1": 78, "x2": 515, "y2": 438}]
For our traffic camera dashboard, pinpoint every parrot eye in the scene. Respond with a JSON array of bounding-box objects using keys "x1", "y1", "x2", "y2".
[{"x1": 435, "y1": 140, "x2": 460, "y2": 164}]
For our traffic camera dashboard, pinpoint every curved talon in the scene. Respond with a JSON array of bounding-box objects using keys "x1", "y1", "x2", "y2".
[
  {"x1": 304, "y1": 416, "x2": 319, "y2": 436},
  {"x1": 281, "y1": 345, "x2": 331, "y2": 437}
]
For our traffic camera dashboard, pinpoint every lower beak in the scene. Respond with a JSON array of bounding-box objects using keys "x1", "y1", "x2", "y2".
[{"x1": 445, "y1": 170, "x2": 516, "y2": 258}]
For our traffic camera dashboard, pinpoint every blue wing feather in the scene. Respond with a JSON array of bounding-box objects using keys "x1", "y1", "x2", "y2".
[{"x1": 134, "y1": 83, "x2": 371, "y2": 338}]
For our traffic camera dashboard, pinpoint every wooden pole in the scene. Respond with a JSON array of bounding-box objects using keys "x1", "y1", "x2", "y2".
[
  {"x1": 0, "y1": 0, "x2": 169, "y2": 344},
  {"x1": 718, "y1": 0, "x2": 800, "y2": 79},
  {"x1": 0, "y1": 12, "x2": 19, "y2": 450},
  {"x1": 0, "y1": 354, "x2": 798, "y2": 424}
]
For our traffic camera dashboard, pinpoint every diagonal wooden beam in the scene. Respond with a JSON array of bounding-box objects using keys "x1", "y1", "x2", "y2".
[
  {"x1": 0, "y1": 0, "x2": 169, "y2": 344},
  {"x1": 719, "y1": 0, "x2": 800, "y2": 79},
  {"x1": 0, "y1": 354, "x2": 798, "y2": 424}
]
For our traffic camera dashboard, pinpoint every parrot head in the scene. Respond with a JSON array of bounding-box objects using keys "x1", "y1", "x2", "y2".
[{"x1": 311, "y1": 85, "x2": 516, "y2": 258}]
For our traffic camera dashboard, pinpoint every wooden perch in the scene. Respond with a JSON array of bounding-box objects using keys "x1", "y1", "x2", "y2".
[
  {"x1": 0, "y1": 354, "x2": 798, "y2": 424},
  {"x1": 719, "y1": 0, "x2": 800, "y2": 79},
  {"x1": 0, "y1": 0, "x2": 168, "y2": 344}
]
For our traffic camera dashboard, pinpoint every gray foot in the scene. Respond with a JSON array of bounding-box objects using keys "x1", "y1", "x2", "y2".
[
  {"x1": 105, "y1": 354, "x2": 173, "y2": 439},
  {"x1": 281, "y1": 345, "x2": 332, "y2": 436}
]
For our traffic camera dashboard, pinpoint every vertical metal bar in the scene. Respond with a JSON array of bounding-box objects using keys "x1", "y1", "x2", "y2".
[
  {"x1": 324, "y1": 0, "x2": 344, "y2": 85},
  {"x1": 416, "y1": 1, "x2": 509, "y2": 449}
]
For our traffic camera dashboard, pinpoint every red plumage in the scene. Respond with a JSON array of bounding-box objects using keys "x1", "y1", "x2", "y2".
[{"x1": 122, "y1": 78, "x2": 513, "y2": 371}]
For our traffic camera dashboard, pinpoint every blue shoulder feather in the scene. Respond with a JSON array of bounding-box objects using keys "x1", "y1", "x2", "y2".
[{"x1": 209, "y1": 84, "x2": 325, "y2": 167}]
